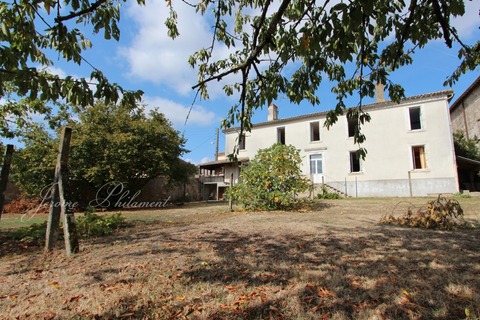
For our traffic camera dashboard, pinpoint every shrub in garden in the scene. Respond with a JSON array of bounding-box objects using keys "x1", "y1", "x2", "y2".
[
  {"x1": 76, "y1": 209, "x2": 129, "y2": 239},
  {"x1": 316, "y1": 185, "x2": 342, "y2": 199},
  {"x1": 227, "y1": 143, "x2": 311, "y2": 211},
  {"x1": 77, "y1": 208, "x2": 128, "y2": 239},
  {"x1": 8, "y1": 221, "x2": 48, "y2": 245},
  {"x1": 7, "y1": 209, "x2": 129, "y2": 245}
]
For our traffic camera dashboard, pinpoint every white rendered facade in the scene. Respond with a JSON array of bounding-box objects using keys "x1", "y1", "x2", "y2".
[{"x1": 224, "y1": 90, "x2": 459, "y2": 197}]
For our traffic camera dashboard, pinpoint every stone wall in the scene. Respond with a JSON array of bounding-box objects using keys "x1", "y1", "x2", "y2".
[
  {"x1": 451, "y1": 80, "x2": 480, "y2": 146},
  {"x1": 136, "y1": 176, "x2": 201, "y2": 203}
]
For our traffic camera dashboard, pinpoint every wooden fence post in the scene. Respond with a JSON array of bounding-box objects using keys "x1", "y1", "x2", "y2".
[
  {"x1": 0, "y1": 144, "x2": 14, "y2": 220},
  {"x1": 45, "y1": 127, "x2": 79, "y2": 255},
  {"x1": 45, "y1": 134, "x2": 65, "y2": 252},
  {"x1": 229, "y1": 173, "x2": 234, "y2": 211}
]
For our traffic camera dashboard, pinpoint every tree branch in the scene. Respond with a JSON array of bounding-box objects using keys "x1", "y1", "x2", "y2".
[
  {"x1": 251, "y1": 0, "x2": 272, "y2": 50},
  {"x1": 430, "y1": 0, "x2": 452, "y2": 48},
  {"x1": 192, "y1": 0, "x2": 292, "y2": 90},
  {"x1": 55, "y1": 0, "x2": 109, "y2": 23},
  {"x1": 248, "y1": 0, "x2": 291, "y2": 63},
  {"x1": 392, "y1": 0, "x2": 417, "y2": 70}
]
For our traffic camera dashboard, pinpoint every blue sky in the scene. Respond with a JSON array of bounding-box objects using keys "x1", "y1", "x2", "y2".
[{"x1": 3, "y1": 0, "x2": 480, "y2": 164}]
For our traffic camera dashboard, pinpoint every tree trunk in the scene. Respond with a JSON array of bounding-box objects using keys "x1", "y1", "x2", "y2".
[{"x1": 0, "y1": 144, "x2": 14, "y2": 220}]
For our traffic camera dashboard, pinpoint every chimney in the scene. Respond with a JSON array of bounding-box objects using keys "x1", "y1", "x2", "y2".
[
  {"x1": 375, "y1": 83, "x2": 385, "y2": 102},
  {"x1": 268, "y1": 103, "x2": 278, "y2": 121}
]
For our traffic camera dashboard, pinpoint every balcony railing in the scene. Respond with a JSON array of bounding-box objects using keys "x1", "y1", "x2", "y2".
[{"x1": 200, "y1": 175, "x2": 225, "y2": 183}]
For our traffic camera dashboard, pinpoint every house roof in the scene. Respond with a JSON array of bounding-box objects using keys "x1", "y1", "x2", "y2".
[
  {"x1": 450, "y1": 75, "x2": 480, "y2": 112},
  {"x1": 224, "y1": 90, "x2": 454, "y2": 132}
]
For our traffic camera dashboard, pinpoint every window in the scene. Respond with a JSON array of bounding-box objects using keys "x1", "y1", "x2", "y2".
[
  {"x1": 409, "y1": 107, "x2": 422, "y2": 130},
  {"x1": 310, "y1": 122, "x2": 320, "y2": 141},
  {"x1": 310, "y1": 154, "x2": 323, "y2": 174},
  {"x1": 347, "y1": 116, "x2": 357, "y2": 138},
  {"x1": 350, "y1": 151, "x2": 361, "y2": 173},
  {"x1": 412, "y1": 145, "x2": 426, "y2": 169},
  {"x1": 277, "y1": 127, "x2": 285, "y2": 144},
  {"x1": 238, "y1": 134, "x2": 246, "y2": 150}
]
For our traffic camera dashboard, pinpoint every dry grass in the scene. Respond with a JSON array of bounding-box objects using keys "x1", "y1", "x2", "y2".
[{"x1": 0, "y1": 197, "x2": 479, "y2": 319}]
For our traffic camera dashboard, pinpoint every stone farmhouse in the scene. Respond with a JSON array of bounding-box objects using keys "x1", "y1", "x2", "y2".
[
  {"x1": 449, "y1": 75, "x2": 480, "y2": 191},
  {"x1": 199, "y1": 89, "x2": 460, "y2": 199},
  {"x1": 450, "y1": 75, "x2": 480, "y2": 146}
]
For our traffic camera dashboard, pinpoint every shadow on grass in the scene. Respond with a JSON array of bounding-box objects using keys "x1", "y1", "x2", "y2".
[
  {"x1": 93, "y1": 222, "x2": 480, "y2": 319},
  {"x1": 2, "y1": 203, "x2": 479, "y2": 319}
]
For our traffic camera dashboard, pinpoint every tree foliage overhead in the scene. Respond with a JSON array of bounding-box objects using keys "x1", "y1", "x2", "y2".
[
  {"x1": 185, "y1": 0, "x2": 479, "y2": 150},
  {"x1": 0, "y1": 0, "x2": 144, "y2": 134},
  {"x1": 12, "y1": 102, "x2": 194, "y2": 198},
  {"x1": 228, "y1": 143, "x2": 311, "y2": 211},
  {"x1": 1, "y1": 0, "x2": 479, "y2": 151}
]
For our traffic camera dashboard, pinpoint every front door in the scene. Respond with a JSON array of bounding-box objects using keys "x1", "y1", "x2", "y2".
[{"x1": 309, "y1": 153, "x2": 324, "y2": 184}]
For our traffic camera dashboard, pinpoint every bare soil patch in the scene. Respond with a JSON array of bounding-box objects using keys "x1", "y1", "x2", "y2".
[{"x1": 1, "y1": 197, "x2": 479, "y2": 319}]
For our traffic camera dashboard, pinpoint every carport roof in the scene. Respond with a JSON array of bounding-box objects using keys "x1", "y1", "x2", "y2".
[{"x1": 457, "y1": 156, "x2": 480, "y2": 170}]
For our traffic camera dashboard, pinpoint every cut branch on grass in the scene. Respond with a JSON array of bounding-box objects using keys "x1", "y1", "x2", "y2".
[{"x1": 381, "y1": 195, "x2": 475, "y2": 230}]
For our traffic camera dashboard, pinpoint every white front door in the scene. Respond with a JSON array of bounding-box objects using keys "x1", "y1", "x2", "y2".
[{"x1": 309, "y1": 153, "x2": 324, "y2": 184}]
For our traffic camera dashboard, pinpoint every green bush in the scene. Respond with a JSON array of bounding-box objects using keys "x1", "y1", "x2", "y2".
[
  {"x1": 8, "y1": 221, "x2": 48, "y2": 245},
  {"x1": 7, "y1": 210, "x2": 129, "y2": 245},
  {"x1": 76, "y1": 211, "x2": 129, "y2": 239},
  {"x1": 454, "y1": 191, "x2": 471, "y2": 199},
  {"x1": 316, "y1": 185, "x2": 341, "y2": 199},
  {"x1": 227, "y1": 143, "x2": 311, "y2": 211}
]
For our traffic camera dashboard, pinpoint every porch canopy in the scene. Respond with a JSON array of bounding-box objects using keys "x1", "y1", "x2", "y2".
[{"x1": 199, "y1": 157, "x2": 249, "y2": 170}]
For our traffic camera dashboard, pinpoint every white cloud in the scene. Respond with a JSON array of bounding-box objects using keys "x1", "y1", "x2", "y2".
[
  {"x1": 451, "y1": 1, "x2": 480, "y2": 39},
  {"x1": 199, "y1": 156, "x2": 212, "y2": 164},
  {"x1": 121, "y1": 0, "x2": 214, "y2": 95},
  {"x1": 181, "y1": 157, "x2": 197, "y2": 165},
  {"x1": 143, "y1": 96, "x2": 219, "y2": 127},
  {"x1": 121, "y1": 0, "x2": 260, "y2": 100},
  {"x1": 42, "y1": 65, "x2": 68, "y2": 78},
  {"x1": 180, "y1": 156, "x2": 212, "y2": 165}
]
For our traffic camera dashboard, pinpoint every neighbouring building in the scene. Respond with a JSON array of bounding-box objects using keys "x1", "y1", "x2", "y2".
[
  {"x1": 198, "y1": 153, "x2": 248, "y2": 200},
  {"x1": 200, "y1": 89, "x2": 460, "y2": 198},
  {"x1": 450, "y1": 75, "x2": 480, "y2": 145},
  {"x1": 450, "y1": 75, "x2": 480, "y2": 191}
]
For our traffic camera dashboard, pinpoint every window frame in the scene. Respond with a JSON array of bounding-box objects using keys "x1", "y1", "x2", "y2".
[
  {"x1": 238, "y1": 134, "x2": 246, "y2": 150},
  {"x1": 349, "y1": 151, "x2": 361, "y2": 173},
  {"x1": 277, "y1": 127, "x2": 286, "y2": 144},
  {"x1": 347, "y1": 116, "x2": 357, "y2": 138},
  {"x1": 411, "y1": 145, "x2": 427, "y2": 170},
  {"x1": 409, "y1": 107, "x2": 422, "y2": 131},
  {"x1": 309, "y1": 154, "x2": 323, "y2": 175},
  {"x1": 310, "y1": 121, "x2": 320, "y2": 142}
]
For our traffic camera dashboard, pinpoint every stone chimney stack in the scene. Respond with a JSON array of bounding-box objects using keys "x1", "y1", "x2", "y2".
[
  {"x1": 375, "y1": 83, "x2": 385, "y2": 102},
  {"x1": 268, "y1": 103, "x2": 278, "y2": 121}
]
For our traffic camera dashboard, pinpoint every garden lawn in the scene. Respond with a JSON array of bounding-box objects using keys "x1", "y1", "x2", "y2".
[{"x1": 0, "y1": 197, "x2": 479, "y2": 319}]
